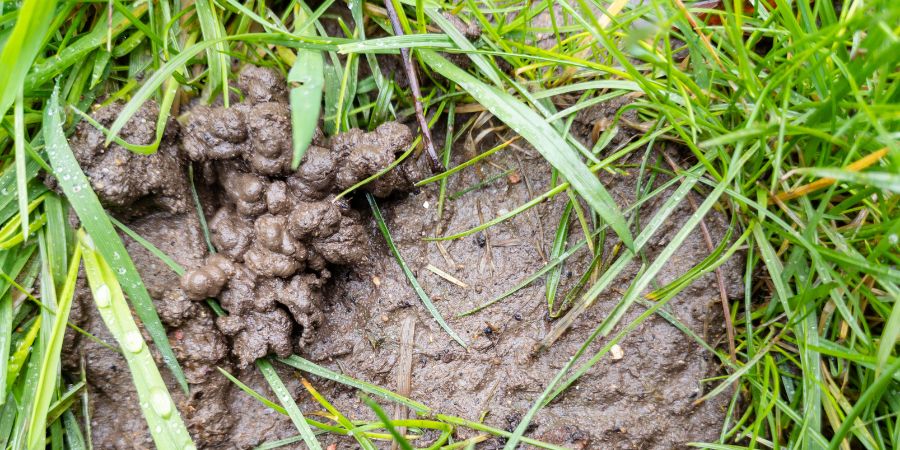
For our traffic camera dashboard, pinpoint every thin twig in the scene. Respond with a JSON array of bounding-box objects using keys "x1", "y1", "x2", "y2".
[
  {"x1": 662, "y1": 151, "x2": 736, "y2": 363},
  {"x1": 383, "y1": 0, "x2": 443, "y2": 170}
]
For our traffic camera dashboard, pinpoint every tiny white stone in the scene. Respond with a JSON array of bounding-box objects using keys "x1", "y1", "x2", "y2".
[
  {"x1": 423, "y1": 201, "x2": 430, "y2": 209},
  {"x1": 610, "y1": 344, "x2": 624, "y2": 360}
]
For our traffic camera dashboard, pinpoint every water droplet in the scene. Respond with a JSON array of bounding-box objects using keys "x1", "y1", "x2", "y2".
[
  {"x1": 117, "y1": 267, "x2": 126, "y2": 275},
  {"x1": 123, "y1": 331, "x2": 144, "y2": 353},
  {"x1": 82, "y1": 234, "x2": 95, "y2": 249},
  {"x1": 890, "y1": 234, "x2": 898, "y2": 245},
  {"x1": 72, "y1": 185, "x2": 82, "y2": 193},
  {"x1": 150, "y1": 387, "x2": 173, "y2": 418},
  {"x1": 113, "y1": 251, "x2": 121, "y2": 260},
  {"x1": 95, "y1": 285, "x2": 111, "y2": 307}
]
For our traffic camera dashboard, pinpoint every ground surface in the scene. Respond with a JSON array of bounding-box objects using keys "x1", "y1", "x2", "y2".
[{"x1": 60, "y1": 70, "x2": 740, "y2": 450}]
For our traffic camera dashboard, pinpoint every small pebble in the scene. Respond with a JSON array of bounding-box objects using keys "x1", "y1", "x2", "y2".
[
  {"x1": 381, "y1": 314, "x2": 389, "y2": 323},
  {"x1": 610, "y1": 344, "x2": 624, "y2": 360},
  {"x1": 423, "y1": 201, "x2": 430, "y2": 209},
  {"x1": 372, "y1": 275, "x2": 381, "y2": 286}
]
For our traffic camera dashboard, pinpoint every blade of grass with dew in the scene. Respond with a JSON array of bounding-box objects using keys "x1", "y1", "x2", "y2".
[
  {"x1": 368, "y1": 194, "x2": 466, "y2": 347},
  {"x1": 42, "y1": 86, "x2": 188, "y2": 391},
  {"x1": 256, "y1": 358, "x2": 322, "y2": 450},
  {"x1": 277, "y1": 355, "x2": 431, "y2": 414},
  {"x1": 0, "y1": 0, "x2": 58, "y2": 119},
  {"x1": 80, "y1": 231, "x2": 193, "y2": 450},
  {"x1": 25, "y1": 237, "x2": 80, "y2": 450},
  {"x1": 418, "y1": 50, "x2": 634, "y2": 250}
]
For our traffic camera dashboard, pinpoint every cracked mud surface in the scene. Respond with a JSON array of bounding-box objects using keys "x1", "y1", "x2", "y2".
[{"x1": 59, "y1": 66, "x2": 737, "y2": 449}]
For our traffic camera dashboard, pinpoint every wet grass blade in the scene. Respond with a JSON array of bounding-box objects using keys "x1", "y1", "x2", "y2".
[
  {"x1": 42, "y1": 86, "x2": 188, "y2": 391},
  {"x1": 80, "y1": 231, "x2": 194, "y2": 450},
  {"x1": 367, "y1": 194, "x2": 467, "y2": 348},
  {"x1": 286, "y1": 29, "x2": 324, "y2": 169},
  {"x1": 26, "y1": 237, "x2": 80, "y2": 450},
  {"x1": 256, "y1": 358, "x2": 322, "y2": 450},
  {"x1": 418, "y1": 49, "x2": 634, "y2": 250},
  {"x1": 14, "y1": 90, "x2": 28, "y2": 242}
]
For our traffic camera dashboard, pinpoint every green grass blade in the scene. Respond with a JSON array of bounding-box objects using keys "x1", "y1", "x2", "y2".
[
  {"x1": 827, "y1": 356, "x2": 900, "y2": 450},
  {"x1": 418, "y1": 49, "x2": 634, "y2": 250},
  {"x1": 276, "y1": 355, "x2": 431, "y2": 414},
  {"x1": 42, "y1": 85, "x2": 188, "y2": 391},
  {"x1": 361, "y1": 395, "x2": 414, "y2": 450},
  {"x1": 256, "y1": 359, "x2": 322, "y2": 450},
  {"x1": 424, "y1": 7, "x2": 502, "y2": 87},
  {"x1": 80, "y1": 231, "x2": 194, "y2": 450},
  {"x1": 25, "y1": 4, "x2": 148, "y2": 93},
  {"x1": 287, "y1": 25, "x2": 325, "y2": 169},
  {"x1": 194, "y1": 0, "x2": 229, "y2": 101},
  {"x1": 25, "y1": 239, "x2": 80, "y2": 450},
  {"x1": 0, "y1": 0, "x2": 58, "y2": 119},
  {"x1": 546, "y1": 200, "x2": 573, "y2": 314},
  {"x1": 367, "y1": 194, "x2": 467, "y2": 347},
  {"x1": 13, "y1": 89, "x2": 28, "y2": 242},
  {"x1": 799, "y1": 168, "x2": 900, "y2": 194}
]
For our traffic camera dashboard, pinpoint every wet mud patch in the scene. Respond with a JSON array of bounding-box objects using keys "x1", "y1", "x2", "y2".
[{"x1": 58, "y1": 67, "x2": 738, "y2": 449}]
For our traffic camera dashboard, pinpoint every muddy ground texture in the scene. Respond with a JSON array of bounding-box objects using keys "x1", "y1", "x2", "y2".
[{"x1": 56, "y1": 66, "x2": 739, "y2": 449}]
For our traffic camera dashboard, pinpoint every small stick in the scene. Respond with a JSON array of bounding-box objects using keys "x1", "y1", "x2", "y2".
[
  {"x1": 426, "y1": 264, "x2": 469, "y2": 288},
  {"x1": 392, "y1": 317, "x2": 416, "y2": 450},
  {"x1": 383, "y1": 0, "x2": 443, "y2": 170}
]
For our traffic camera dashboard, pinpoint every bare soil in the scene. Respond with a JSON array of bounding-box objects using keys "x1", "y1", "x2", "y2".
[{"x1": 59, "y1": 67, "x2": 739, "y2": 449}]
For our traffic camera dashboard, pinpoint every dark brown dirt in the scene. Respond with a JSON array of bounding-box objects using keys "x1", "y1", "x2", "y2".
[{"x1": 59, "y1": 66, "x2": 738, "y2": 449}]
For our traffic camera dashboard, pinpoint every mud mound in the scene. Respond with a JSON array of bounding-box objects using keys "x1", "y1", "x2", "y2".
[{"x1": 59, "y1": 67, "x2": 736, "y2": 448}]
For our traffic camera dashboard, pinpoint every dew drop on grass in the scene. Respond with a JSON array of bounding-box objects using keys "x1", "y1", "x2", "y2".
[
  {"x1": 95, "y1": 284, "x2": 111, "y2": 308},
  {"x1": 123, "y1": 331, "x2": 144, "y2": 353},
  {"x1": 82, "y1": 234, "x2": 96, "y2": 249},
  {"x1": 117, "y1": 267, "x2": 126, "y2": 275},
  {"x1": 149, "y1": 387, "x2": 173, "y2": 418}
]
